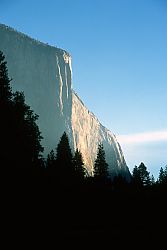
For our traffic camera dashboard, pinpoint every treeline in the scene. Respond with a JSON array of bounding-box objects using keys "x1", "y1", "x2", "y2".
[
  {"x1": 45, "y1": 134, "x2": 110, "y2": 183},
  {"x1": 0, "y1": 50, "x2": 166, "y2": 192},
  {"x1": 1, "y1": 50, "x2": 167, "y2": 244}
]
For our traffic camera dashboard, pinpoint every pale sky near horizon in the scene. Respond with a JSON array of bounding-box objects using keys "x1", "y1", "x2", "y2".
[{"x1": 0, "y1": 0, "x2": 167, "y2": 178}]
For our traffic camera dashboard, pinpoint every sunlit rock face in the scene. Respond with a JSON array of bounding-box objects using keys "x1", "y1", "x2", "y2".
[
  {"x1": 72, "y1": 92, "x2": 130, "y2": 178},
  {"x1": 0, "y1": 24, "x2": 131, "y2": 179}
]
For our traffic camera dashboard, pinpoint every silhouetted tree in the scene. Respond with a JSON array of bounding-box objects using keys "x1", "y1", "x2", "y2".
[
  {"x1": 73, "y1": 148, "x2": 85, "y2": 181},
  {"x1": 158, "y1": 167, "x2": 165, "y2": 184},
  {"x1": 150, "y1": 174, "x2": 155, "y2": 186},
  {"x1": 56, "y1": 132, "x2": 74, "y2": 182},
  {"x1": 158, "y1": 166, "x2": 167, "y2": 186},
  {"x1": 0, "y1": 51, "x2": 12, "y2": 103},
  {"x1": 46, "y1": 150, "x2": 56, "y2": 177},
  {"x1": 46, "y1": 150, "x2": 56, "y2": 170},
  {"x1": 132, "y1": 162, "x2": 151, "y2": 187},
  {"x1": 164, "y1": 165, "x2": 167, "y2": 184},
  {"x1": 9, "y1": 92, "x2": 43, "y2": 170},
  {"x1": 0, "y1": 51, "x2": 43, "y2": 172},
  {"x1": 94, "y1": 143, "x2": 109, "y2": 181},
  {"x1": 165, "y1": 165, "x2": 167, "y2": 174},
  {"x1": 132, "y1": 165, "x2": 141, "y2": 185},
  {"x1": 0, "y1": 51, "x2": 13, "y2": 167}
]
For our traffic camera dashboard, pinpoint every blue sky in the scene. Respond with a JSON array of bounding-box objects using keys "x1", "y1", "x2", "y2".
[{"x1": 0, "y1": 0, "x2": 167, "y2": 178}]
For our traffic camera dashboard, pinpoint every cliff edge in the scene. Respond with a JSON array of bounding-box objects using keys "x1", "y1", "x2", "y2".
[{"x1": 0, "y1": 23, "x2": 131, "y2": 179}]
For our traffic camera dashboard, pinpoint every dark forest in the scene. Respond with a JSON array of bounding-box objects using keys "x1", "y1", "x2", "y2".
[{"x1": 1, "y1": 51, "x2": 166, "y2": 247}]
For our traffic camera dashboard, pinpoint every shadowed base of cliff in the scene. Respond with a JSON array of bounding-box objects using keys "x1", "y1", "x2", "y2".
[{"x1": 3, "y1": 173, "x2": 166, "y2": 247}]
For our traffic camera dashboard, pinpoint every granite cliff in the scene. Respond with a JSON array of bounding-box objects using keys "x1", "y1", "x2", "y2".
[{"x1": 0, "y1": 24, "x2": 130, "y2": 178}]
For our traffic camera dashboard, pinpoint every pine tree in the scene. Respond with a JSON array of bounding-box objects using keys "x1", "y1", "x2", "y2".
[
  {"x1": 94, "y1": 143, "x2": 109, "y2": 181},
  {"x1": 138, "y1": 162, "x2": 151, "y2": 186},
  {"x1": 0, "y1": 51, "x2": 43, "y2": 171},
  {"x1": 12, "y1": 91, "x2": 43, "y2": 168},
  {"x1": 132, "y1": 165, "x2": 141, "y2": 185},
  {"x1": 0, "y1": 51, "x2": 13, "y2": 167},
  {"x1": 56, "y1": 132, "x2": 74, "y2": 181},
  {"x1": 132, "y1": 162, "x2": 151, "y2": 186},
  {"x1": 164, "y1": 165, "x2": 167, "y2": 184},
  {"x1": 46, "y1": 150, "x2": 56, "y2": 169},
  {"x1": 158, "y1": 167, "x2": 165, "y2": 184},
  {"x1": 73, "y1": 148, "x2": 85, "y2": 181},
  {"x1": 45, "y1": 149, "x2": 56, "y2": 177},
  {"x1": 0, "y1": 51, "x2": 12, "y2": 103},
  {"x1": 150, "y1": 175, "x2": 155, "y2": 186}
]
